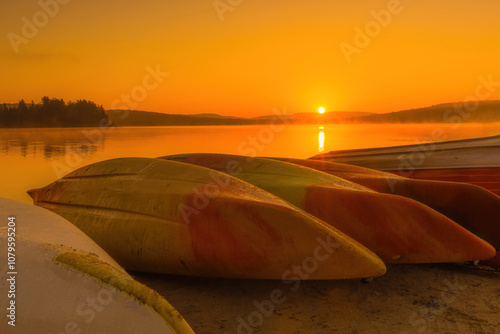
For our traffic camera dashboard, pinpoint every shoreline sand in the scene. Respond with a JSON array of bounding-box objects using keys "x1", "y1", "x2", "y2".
[{"x1": 134, "y1": 263, "x2": 500, "y2": 334}]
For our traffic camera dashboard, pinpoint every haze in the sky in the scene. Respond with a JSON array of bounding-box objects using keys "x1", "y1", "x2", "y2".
[{"x1": 1, "y1": 0, "x2": 499, "y2": 116}]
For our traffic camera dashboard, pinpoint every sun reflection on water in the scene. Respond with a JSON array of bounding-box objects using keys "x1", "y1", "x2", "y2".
[{"x1": 318, "y1": 129, "x2": 325, "y2": 153}]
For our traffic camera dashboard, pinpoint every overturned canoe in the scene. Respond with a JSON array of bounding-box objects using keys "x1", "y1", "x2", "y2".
[
  {"x1": 310, "y1": 134, "x2": 500, "y2": 170},
  {"x1": 0, "y1": 197, "x2": 194, "y2": 334},
  {"x1": 309, "y1": 134, "x2": 500, "y2": 195},
  {"x1": 268, "y1": 157, "x2": 500, "y2": 250},
  {"x1": 387, "y1": 168, "x2": 500, "y2": 196},
  {"x1": 28, "y1": 157, "x2": 386, "y2": 280},
  {"x1": 159, "y1": 153, "x2": 495, "y2": 264}
]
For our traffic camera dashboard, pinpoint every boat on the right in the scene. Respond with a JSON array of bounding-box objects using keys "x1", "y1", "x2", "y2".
[
  {"x1": 310, "y1": 134, "x2": 500, "y2": 196},
  {"x1": 310, "y1": 134, "x2": 500, "y2": 268}
]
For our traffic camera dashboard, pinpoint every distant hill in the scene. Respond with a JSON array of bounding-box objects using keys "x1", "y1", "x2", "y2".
[
  {"x1": 107, "y1": 101, "x2": 500, "y2": 127},
  {"x1": 353, "y1": 100, "x2": 500, "y2": 123},
  {"x1": 107, "y1": 110, "x2": 254, "y2": 126},
  {"x1": 108, "y1": 110, "x2": 374, "y2": 126},
  {"x1": 190, "y1": 113, "x2": 244, "y2": 119}
]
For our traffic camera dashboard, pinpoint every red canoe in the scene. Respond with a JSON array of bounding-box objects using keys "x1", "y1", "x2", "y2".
[
  {"x1": 310, "y1": 134, "x2": 500, "y2": 195},
  {"x1": 386, "y1": 168, "x2": 500, "y2": 196}
]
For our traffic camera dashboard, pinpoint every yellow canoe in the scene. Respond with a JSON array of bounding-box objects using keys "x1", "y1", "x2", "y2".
[{"x1": 28, "y1": 158, "x2": 386, "y2": 280}]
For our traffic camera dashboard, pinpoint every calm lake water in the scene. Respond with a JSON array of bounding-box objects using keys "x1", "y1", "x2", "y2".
[{"x1": 1, "y1": 123, "x2": 499, "y2": 203}]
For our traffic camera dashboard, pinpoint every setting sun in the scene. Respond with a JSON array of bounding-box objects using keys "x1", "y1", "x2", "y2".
[{"x1": 318, "y1": 107, "x2": 326, "y2": 114}]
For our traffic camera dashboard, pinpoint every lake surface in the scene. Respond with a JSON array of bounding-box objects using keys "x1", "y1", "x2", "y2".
[{"x1": 1, "y1": 123, "x2": 499, "y2": 203}]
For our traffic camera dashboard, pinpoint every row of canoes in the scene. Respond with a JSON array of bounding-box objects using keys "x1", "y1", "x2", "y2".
[
  {"x1": 27, "y1": 150, "x2": 499, "y2": 278},
  {"x1": 310, "y1": 134, "x2": 500, "y2": 195},
  {"x1": 310, "y1": 134, "x2": 500, "y2": 267},
  {"x1": 3, "y1": 135, "x2": 499, "y2": 332}
]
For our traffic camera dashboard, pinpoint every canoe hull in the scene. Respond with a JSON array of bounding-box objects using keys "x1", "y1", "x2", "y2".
[
  {"x1": 269, "y1": 157, "x2": 500, "y2": 250},
  {"x1": 160, "y1": 153, "x2": 496, "y2": 264},
  {"x1": 0, "y1": 197, "x2": 194, "y2": 334},
  {"x1": 310, "y1": 134, "x2": 500, "y2": 170},
  {"x1": 386, "y1": 167, "x2": 500, "y2": 196},
  {"x1": 309, "y1": 135, "x2": 500, "y2": 194},
  {"x1": 28, "y1": 158, "x2": 386, "y2": 280}
]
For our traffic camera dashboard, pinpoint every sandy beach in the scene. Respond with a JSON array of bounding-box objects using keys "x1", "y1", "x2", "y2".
[{"x1": 135, "y1": 263, "x2": 500, "y2": 334}]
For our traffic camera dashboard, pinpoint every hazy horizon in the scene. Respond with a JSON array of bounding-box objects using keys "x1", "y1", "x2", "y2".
[{"x1": 3, "y1": 98, "x2": 500, "y2": 119}]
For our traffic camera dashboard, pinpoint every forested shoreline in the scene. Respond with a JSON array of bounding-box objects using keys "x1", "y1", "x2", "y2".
[{"x1": 0, "y1": 97, "x2": 110, "y2": 128}]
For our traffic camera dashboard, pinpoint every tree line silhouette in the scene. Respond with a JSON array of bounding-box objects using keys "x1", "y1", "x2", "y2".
[{"x1": 0, "y1": 97, "x2": 111, "y2": 128}]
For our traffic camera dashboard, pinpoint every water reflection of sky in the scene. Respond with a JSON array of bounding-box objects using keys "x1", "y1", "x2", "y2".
[
  {"x1": 1, "y1": 123, "x2": 498, "y2": 160},
  {"x1": 0, "y1": 128, "x2": 103, "y2": 159}
]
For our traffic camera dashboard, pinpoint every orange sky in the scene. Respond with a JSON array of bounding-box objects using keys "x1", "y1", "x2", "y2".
[{"x1": 1, "y1": 0, "x2": 499, "y2": 117}]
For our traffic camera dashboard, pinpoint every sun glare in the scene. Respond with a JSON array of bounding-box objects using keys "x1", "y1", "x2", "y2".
[{"x1": 318, "y1": 107, "x2": 325, "y2": 114}]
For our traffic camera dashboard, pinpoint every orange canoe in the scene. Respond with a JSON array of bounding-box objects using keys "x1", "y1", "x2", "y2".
[
  {"x1": 159, "y1": 153, "x2": 495, "y2": 264},
  {"x1": 269, "y1": 157, "x2": 500, "y2": 251}
]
